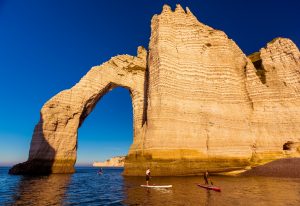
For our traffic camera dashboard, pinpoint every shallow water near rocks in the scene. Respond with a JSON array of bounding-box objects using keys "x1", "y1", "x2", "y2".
[{"x1": 1, "y1": 167, "x2": 300, "y2": 205}]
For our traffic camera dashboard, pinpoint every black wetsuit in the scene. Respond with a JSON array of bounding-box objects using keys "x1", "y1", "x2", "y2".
[
  {"x1": 146, "y1": 172, "x2": 150, "y2": 181},
  {"x1": 204, "y1": 172, "x2": 209, "y2": 184},
  {"x1": 146, "y1": 170, "x2": 150, "y2": 181}
]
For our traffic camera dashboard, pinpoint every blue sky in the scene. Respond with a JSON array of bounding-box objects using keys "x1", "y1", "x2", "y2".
[{"x1": 0, "y1": 0, "x2": 299, "y2": 166}]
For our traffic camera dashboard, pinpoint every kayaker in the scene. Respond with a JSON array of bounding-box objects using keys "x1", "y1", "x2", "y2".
[
  {"x1": 146, "y1": 168, "x2": 151, "y2": 185},
  {"x1": 204, "y1": 170, "x2": 213, "y2": 185}
]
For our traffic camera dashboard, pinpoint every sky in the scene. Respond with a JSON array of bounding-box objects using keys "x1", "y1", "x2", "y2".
[{"x1": 0, "y1": 0, "x2": 299, "y2": 166}]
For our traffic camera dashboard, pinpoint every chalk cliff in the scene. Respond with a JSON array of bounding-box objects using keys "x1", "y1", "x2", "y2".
[
  {"x1": 93, "y1": 156, "x2": 125, "y2": 167},
  {"x1": 10, "y1": 5, "x2": 300, "y2": 176},
  {"x1": 9, "y1": 48, "x2": 147, "y2": 174}
]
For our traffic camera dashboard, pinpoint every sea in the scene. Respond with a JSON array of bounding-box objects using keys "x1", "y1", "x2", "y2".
[{"x1": 0, "y1": 167, "x2": 300, "y2": 206}]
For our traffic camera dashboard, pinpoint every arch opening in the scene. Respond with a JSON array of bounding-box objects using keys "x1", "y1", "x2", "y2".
[
  {"x1": 9, "y1": 48, "x2": 147, "y2": 175},
  {"x1": 76, "y1": 86, "x2": 134, "y2": 166}
]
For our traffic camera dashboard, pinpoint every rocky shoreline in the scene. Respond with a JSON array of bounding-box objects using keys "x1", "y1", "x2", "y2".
[{"x1": 240, "y1": 158, "x2": 300, "y2": 178}]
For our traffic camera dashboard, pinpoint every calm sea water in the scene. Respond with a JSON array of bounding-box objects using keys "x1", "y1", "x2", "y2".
[{"x1": 0, "y1": 167, "x2": 300, "y2": 206}]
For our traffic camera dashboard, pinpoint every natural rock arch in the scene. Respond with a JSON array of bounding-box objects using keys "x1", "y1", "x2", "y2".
[
  {"x1": 9, "y1": 47, "x2": 147, "y2": 174},
  {"x1": 10, "y1": 5, "x2": 300, "y2": 176}
]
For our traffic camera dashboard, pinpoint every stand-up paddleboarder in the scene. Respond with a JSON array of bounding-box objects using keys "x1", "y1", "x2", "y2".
[
  {"x1": 204, "y1": 170, "x2": 213, "y2": 185},
  {"x1": 97, "y1": 168, "x2": 103, "y2": 175},
  {"x1": 146, "y1": 168, "x2": 151, "y2": 186}
]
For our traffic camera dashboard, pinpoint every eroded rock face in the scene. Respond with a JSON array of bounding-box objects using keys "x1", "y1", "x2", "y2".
[
  {"x1": 126, "y1": 4, "x2": 256, "y2": 175},
  {"x1": 246, "y1": 38, "x2": 300, "y2": 165},
  {"x1": 10, "y1": 47, "x2": 147, "y2": 174},
  {"x1": 10, "y1": 5, "x2": 300, "y2": 175}
]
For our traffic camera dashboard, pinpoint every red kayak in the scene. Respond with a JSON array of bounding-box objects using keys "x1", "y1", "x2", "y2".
[{"x1": 197, "y1": 184, "x2": 221, "y2": 192}]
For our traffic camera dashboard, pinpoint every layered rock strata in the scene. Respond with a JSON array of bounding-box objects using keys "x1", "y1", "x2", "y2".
[
  {"x1": 9, "y1": 48, "x2": 147, "y2": 174},
  {"x1": 10, "y1": 5, "x2": 300, "y2": 176},
  {"x1": 246, "y1": 38, "x2": 300, "y2": 164}
]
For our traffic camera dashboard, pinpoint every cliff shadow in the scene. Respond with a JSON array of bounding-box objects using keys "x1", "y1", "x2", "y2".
[
  {"x1": 142, "y1": 52, "x2": 149, "y2": 125},
  {"x1": 9, "y1": 115, "x2": 56, "y2": 175}
]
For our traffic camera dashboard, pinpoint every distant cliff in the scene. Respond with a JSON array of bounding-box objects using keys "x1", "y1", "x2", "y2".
[{"x1": 93, "y1": 156, "x2": 125, "y2": 167}]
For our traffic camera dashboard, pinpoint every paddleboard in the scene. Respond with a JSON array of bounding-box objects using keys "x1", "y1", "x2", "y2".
[
  {"x1": 197, "y1": 184, "x2": 221, "y2": 192},
  {"x1": 140, "y1": 185, "x2": 172, "y2": 188}
]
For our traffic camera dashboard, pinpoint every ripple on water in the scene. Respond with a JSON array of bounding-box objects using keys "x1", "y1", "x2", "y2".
[{"x1": 1, "y1": 167, "x2": 300, "y2": 205}]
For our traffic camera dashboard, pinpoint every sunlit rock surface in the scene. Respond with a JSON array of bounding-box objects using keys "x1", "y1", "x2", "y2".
[
  {"x1": 93, "y1": 156, "x2": 125, "y2": 167},
  {"x1": 10, "y1": 5, "x2": 300, "y2": 176},
  {"x1": 9, "y1": 47, "x2": 147, "y2": 175}
]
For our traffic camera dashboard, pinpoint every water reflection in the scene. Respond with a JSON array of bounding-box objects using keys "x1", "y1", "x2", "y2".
[
  {"x1": 205, "y1": 190, "x2": 212, "y2": 206},
  {"x1": 1, "y1": 168, "x2": 300, "y2": 205},
  {"x1": 122, "y1": 175, "x2": 300, "y2": 206},
  {"x1": 12, "y1": 174, "x2": 71, "y2": 205},
  {"x1": 122, "y1": 176, "x2": 212, "y2": 205}
]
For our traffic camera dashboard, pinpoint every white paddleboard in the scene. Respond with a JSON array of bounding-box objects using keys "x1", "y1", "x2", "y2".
[{"x1": 140, "y1": 185, "x2": 172, "y2": 188}]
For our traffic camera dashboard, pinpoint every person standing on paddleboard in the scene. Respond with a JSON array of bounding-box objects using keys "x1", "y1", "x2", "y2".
[
  {"x1": 204, "y1": 170, "x2": 213, "y2": 185},
  {"x1": 97, "y1": 168, "x2": 103, "y2": 175},
  {"x1": 146, "y1": 168, "x2": 151, "y2": 186}
]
